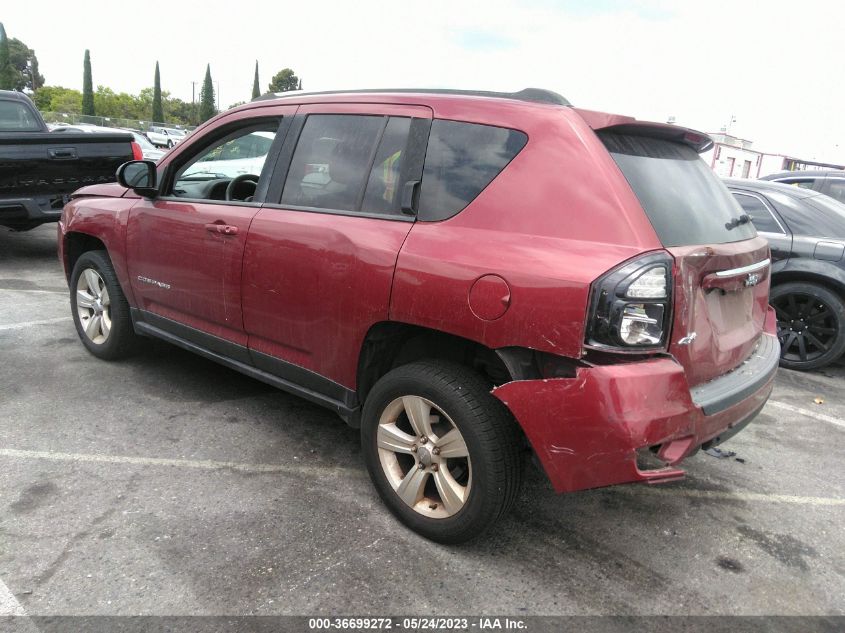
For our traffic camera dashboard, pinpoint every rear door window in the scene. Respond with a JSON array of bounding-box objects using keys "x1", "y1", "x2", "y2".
[
  {"x1": 281, "y1": 114, "x2": 386, "y2": 212},
  {"x1": 824, "y1": 179, "x2": 845, "y2": 204},
  {"x1": 361, "y1": 117, "x2": 412, "y2": 215},
  {"x1": 600, "y1": 132, "x2": 756, "y2": 247},
  {"x1": 732, "y1": 192, "x2": 784, "y2": 234},
  {"x1": 418, "y1": 120, "x2": 527, "y2": 221},
  {"x1": 779, "y1": 178, "x2": 816, "y2": 190}
]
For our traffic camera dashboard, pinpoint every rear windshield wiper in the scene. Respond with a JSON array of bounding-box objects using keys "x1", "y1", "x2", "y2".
[{"x1": 725, "y1": 214, "x2": 751, "y2": 230}]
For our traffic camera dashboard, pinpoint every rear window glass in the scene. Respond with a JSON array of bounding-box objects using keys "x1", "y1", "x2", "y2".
[
  {"x1": 0, "y1": 100, "x2": 41, "y2": 132},
  {"x1": 418, "y1": 120, "x2": 527, "y2": 221},
  {"x1": 600, "y1": 133, "x2": 756, "y2": 247}
]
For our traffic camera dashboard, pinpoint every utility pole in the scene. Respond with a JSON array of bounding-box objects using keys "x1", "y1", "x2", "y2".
[{"x1": 191, "y1": 81, "x2": 198, "y2": 125}]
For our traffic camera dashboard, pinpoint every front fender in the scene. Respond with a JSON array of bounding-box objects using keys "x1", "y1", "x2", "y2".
[{"x1": 63, "y1": 196, "x2": 138, "y2": 306}]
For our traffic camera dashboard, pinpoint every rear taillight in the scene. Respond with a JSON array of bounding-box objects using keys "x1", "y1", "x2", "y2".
[
  {"x1": 131, "y1": 141, "x2": 143, "y2": 161},
  {"x1": 585, "y1": 252, "x2": 673, "y2": 351}
]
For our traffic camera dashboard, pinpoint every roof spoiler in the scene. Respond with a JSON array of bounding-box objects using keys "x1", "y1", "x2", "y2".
[{"x1": 574, "y1": 108, "x2": 713, "y2": 153}]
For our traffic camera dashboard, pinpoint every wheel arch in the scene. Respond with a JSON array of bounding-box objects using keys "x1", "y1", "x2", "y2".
[
  {"x1": 357, "y1": 322, "x2": 518, "y2": 406},
  {"x1": 771, "y1": 267, "x2": 845, "y2": 298},
  {"x1": 64, "y1": 232, "x2": 108, "y2": 282}
]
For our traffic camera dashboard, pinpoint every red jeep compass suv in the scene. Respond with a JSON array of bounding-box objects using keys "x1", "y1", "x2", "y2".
[{"x1": 58, "y1": 88, "x2": 779, "y2": 543}]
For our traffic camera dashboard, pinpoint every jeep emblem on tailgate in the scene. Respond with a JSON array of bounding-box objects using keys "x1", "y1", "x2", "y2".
[{"x1": 745, "y1": 273, "x2": 760, "y2": 287}]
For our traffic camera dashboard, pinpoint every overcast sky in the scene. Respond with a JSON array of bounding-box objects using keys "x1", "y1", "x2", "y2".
[{"x1": 3, "y1": 0, "x2": 844, "y2": 162}]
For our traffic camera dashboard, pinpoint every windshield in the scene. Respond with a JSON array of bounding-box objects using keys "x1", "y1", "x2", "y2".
[
  {"x1": 0, "y1": 100, "x2": 42, "y2": 132},
  {"x1": 600, "y1": 132, "x2": 757, "y2": 247}
]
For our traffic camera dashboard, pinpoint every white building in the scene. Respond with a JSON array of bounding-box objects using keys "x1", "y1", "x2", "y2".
[{"x1": 699, "y1": 132, "x2": 844, "y2": 179}]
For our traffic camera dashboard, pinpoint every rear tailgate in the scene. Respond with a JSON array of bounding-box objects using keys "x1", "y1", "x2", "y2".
[
  {"x1": 595, "y1": 124, "x2": 771, "y2": 388},
  {"x1": 0, "y1": 132, "x2": 134, "y2": 198},
  {"x1": 669, "y1": 239, "x2": 770, "y2": 386}
]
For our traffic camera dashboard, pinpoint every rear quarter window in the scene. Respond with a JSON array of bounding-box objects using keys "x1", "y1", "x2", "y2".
[
  {"x1": 0, "y1": 100, "x2": 41, "y2": 132},
  {"x1": 600, "y1": 132, "x2": 756, "y2": 247},
  {"x1": 418, "y1": 120, "x2": 527, "y2": 221}
]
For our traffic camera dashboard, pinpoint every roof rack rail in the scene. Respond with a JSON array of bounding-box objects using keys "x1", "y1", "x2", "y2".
[{"x1": 252, "y1": 87, "x2": 570, "y2": 106}]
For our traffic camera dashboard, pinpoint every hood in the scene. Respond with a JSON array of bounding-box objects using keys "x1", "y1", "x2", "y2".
[{"x1": 70, "y1": 182, "x2": 130, "y2": 199}]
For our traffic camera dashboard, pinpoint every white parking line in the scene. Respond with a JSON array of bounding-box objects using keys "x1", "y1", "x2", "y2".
[
  {"x1": 624, "y1": 486, "x2": 845, "y2": 507},
  {"x1": 0, "y1": 317, "x2": 73, "y2": 332},
  {"x1": 767, "y1": 400, "x2": 845, "y2": 430},
  {"x1": 0, "y1": 577, "x2": 26, "y2": 616},
  {"x1": 2, "y1": 447, "x2": 842, "y2": 507},
  {"x1": 0, "y1": 288, "x2": 67, "y2": 295},
  {"x1": 0, "y1": 447, "x2": 363, "y2": 477}
]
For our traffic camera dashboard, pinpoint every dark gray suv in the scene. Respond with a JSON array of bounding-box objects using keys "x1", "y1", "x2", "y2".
[{"x1": 761, "y1": 169, "x2": 845, "y2": 205}]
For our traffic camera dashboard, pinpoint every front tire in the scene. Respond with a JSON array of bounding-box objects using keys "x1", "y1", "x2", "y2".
[
  {"x1": 70, "y1": 250, "x2": 138, "y2": 360},
  {"x1": 361, "y1": 361, "x2": 524, "y2": 543},
  {"x1": 771, "y1": 281, "x2": 845, "y2": 371}
]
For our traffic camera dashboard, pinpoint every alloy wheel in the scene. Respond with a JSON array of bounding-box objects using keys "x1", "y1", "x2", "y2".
[
  {"x1": 75, "y1": 268, "x2": 112, "y2": 344},
  {"x1": 772, "y1": 292, "x2": 837, "y2": 364},
  {"x1": 376, "y1": 396, "x2": 472, "y2": 519}
]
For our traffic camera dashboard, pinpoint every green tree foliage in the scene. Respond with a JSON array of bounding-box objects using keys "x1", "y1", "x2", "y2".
[
  {"x1": 199, "y1": 64, "x2": 216, "y2": 122},
  {"x1": 0, "y1": 25, "x2": 45, "y2": 91},
  {"x1": 268, "y1": 68, "x2": 300, "y2": 93},
  {"x1": 33, "y1": 84, "x2": 197, "y2": 126},
  {"x1": 0, "y1": 23, "x2": 13, "y2": 90},
  {"x1": 32, "y1": 86, "x2": 83, "y2": 114},
  {"x1": 152, "y1": 61, "x2": 164, "y2": 123},
  {"x1": 82, "y1": 50, "x2": 94, "y2": 116},
  {"x1": 251, "y1": 60, "x2": 260, "y2": 100}
]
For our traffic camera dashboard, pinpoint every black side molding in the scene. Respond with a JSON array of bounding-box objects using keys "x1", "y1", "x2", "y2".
[
  {"x1": 690, "y1": 334, "x2": 780, "y2": 416},
  {"x1": 130, "y1": 309, "x2": 361, "y2": 426}
]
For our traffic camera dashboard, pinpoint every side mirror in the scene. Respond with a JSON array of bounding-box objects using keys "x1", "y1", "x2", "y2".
[{"x1": 117, "y1": 160, "x2": 158, "y2": 197}]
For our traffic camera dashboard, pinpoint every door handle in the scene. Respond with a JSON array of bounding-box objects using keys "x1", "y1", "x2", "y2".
[
  {"x1": 205, "y1": 223, "x2": 239, "y2": 236},
  {"x1": 48, "y1": 147, "x2": 78, "y2": 160}
]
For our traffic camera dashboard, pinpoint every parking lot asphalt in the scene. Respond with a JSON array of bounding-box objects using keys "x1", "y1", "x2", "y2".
[{"x1": 0, "y1": 224, "x2": 843, "y2": 617}]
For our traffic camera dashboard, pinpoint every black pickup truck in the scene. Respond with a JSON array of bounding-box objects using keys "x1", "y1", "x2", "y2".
[{"x1": 0, "y1": 90, "x2": 138, "y2": 231}]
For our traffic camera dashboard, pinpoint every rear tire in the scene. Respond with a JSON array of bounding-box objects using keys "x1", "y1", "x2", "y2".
[
  {"x1": 361, "y1": 360, "x2": 524, "y2": 543},
  {"x1": 70, "y1": 250, "x2": 138, "y2": 360},
  {"x1": 770, "y1": 281, "x2": 845, "y2": 370}
]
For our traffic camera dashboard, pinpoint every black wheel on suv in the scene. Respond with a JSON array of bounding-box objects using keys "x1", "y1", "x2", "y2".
[
  {"x1": 361, "y1": 360, "x2": 524, "y2": 543},
  {"x1": 70, "y1": 250, "x2": 138, "y2": 360},
  {"x1": 770, "y1": 281, "x2": 845, "y2": 371}
]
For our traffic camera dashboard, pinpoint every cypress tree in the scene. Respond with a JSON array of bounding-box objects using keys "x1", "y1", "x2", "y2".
[
  {"x1": 152, "y1": 61, "x2": 164, "y2": 122},
  {"x1": 30, "y1": 55, "x2": 43, "y2": 90},
  {"x1": 0, "y1": 24, "x2": 13, "y2": 91},
  {"x1": 199, "y1": 64, "x2": 216, "y2": 122},
  {"x1": 82, "y1": 49, "x2": 94, "y2": 116},
  {"x1": 251, "y1": 61, "x2": 260, "y2": 100}
]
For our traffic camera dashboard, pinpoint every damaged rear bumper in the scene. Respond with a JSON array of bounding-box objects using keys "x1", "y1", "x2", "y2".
[{"x1": 491, "y1": 332, "x2": 779, "y2": 494}]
